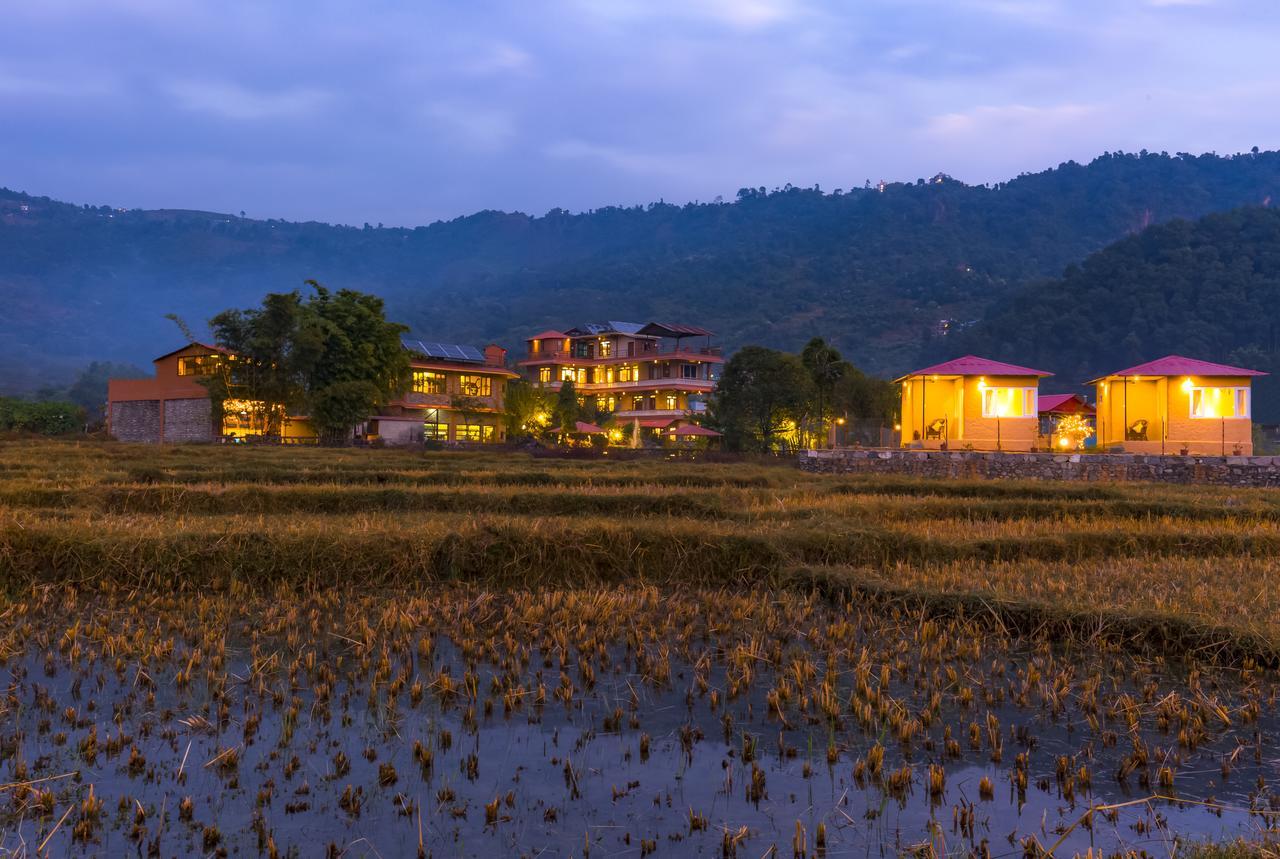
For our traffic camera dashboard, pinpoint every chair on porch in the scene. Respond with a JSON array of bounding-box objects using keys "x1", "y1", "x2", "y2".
[
  {"x1": 924, "y1": 417, "x2": 947, "y2": 441},
  {"x1": 1125, "y1": 419, "x2": 1148, "y2": 441}
]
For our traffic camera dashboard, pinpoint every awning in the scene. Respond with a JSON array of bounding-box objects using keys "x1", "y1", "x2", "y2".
[
  {"x1": 636, "y1": 418, "x2": 676, "y2": 429},
  {"x1": 671, "y1": 424, "x2": 722, "y2": 437},
  {"x1": 554, "y1": 420, "x2": 606, "y2": 434}
]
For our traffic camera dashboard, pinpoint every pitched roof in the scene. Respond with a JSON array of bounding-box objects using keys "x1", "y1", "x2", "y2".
[
  {"x1": 527, "y1": 330, "x2": 566, "y2": 340},
  {"x1": 895, "y1": 355, "x2": 1053, "y2": 381},
  {"x1": 635, "y1": 322, "x2": 716, "y2": 338},
  {"x1": 401, "y1": 338, "x2": 485, "y2": 364},
  {"x1": 1093, "y1": 355, "x2": 1269, "y2": 380},
  {"x1": 563, "y1": 321, "x2": 646, "y2": 336},
  {"x1": 1038, "y1": 393, "x2": 1095, "y2": 414},
  {"x1": 554, "y1": 420, "x2": 606, "y2": 434},
  {"x1": 153, "y1": 342, "x2": 230, "y2": 361},
  {"x1": 671, "y1": 424, "x2": 722, "y2": 436}
]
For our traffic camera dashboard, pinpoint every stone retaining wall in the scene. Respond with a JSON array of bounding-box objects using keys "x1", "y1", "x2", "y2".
[{"x1": 799, "y1": 448, "x2": 1280, "y2": 486}]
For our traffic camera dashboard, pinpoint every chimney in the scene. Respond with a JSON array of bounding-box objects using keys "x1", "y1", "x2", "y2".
[{"x1": 484, "y1": 344, "x2": 507, "y2": 367}]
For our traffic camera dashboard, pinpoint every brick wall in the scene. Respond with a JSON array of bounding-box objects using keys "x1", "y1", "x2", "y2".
[
  {"x1": 799, "y1": 448, "x2": 1280, "y2": 487},
  {"x1": 162, "y1": 398, "x2": 214, "y2": 443},
  {"x1": 109, "y1": 400, "x2": 161, "y2": 443}
]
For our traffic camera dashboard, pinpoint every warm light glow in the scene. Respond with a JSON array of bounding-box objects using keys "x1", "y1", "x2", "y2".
[
  {"x1": 893, "y1": 423, "x2": 901, "y2": 431},
  {"x1": 835, "y1": 417, "x2": 846, "y2": 425},
  {"x1": 1181, "y1": 377, "x2": 1193, "y2": 394},
  {"x1": 1058, "y1": 437, "x2": 1070, "y2": 448},
  {"x1": 534, "y1": 411, "x2": 549, "y2": 425}
]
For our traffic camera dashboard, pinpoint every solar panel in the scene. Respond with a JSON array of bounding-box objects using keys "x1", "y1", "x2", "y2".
[{"x1": 401, "y1": 338, "x2": 485, "y2": 363}]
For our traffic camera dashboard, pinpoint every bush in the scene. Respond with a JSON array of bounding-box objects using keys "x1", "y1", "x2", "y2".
[{"x1": 0, "y1": 397, "x2": 84, "y2": 435}]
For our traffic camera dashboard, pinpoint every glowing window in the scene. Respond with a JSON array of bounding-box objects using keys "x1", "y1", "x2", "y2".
[
  {"x1": 538, "y1": 367, "x2": 552, "y2": 383},
  {"x1": 412, "y1": 371, "x2": 446, "y2": 395},
  {"x1": 178, "y1": 355, "x2": 221, "y2": 376},
  {"x1": 980, "y1": 387, "x2": 1036, "y2": 418},
  {"x1": 1189, "y1": 387, "x2": 1249, "y2": 419},
  {"x1": 664, "y1": 394, "x2": 678, "y2": 410},
  {"x1": 459, "y1": 375, "x2": 491, "y2": 397}
]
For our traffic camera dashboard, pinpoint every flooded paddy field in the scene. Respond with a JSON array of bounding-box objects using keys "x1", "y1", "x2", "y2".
[{"x1": 1, "y1": 441, "x2": 1280, "y2": 856}]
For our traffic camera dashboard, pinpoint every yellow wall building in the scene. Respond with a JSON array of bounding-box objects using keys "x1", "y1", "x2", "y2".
[
  {"x1": 1090, "y1": 355, "x2": 1266, "y2": 455},
  {"x1": 896, "y1": 356, "x2": 1052, "y2": 451}
]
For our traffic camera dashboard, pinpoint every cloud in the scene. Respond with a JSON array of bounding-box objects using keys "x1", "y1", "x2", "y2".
[
  {"x1": 925, "y1": 103, "x2": 1099, "y2": 139},
  {"x1": 544, "y1": 139, "x2": 695, "y2": 178},
  {"x1": 165, "y1": 80, "x2": 331, "y2": 121}
]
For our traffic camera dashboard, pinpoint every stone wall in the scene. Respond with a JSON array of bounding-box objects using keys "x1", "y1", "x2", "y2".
[
  {"x1": 162, "y1": 398, "x2": 214, "y2": 444},
  {"x1": 109, "y1": 400, "x2": 161, "y2": 443},
  {"x1": 799, "y1": 448, "x2": 1280, "y2": 487}
]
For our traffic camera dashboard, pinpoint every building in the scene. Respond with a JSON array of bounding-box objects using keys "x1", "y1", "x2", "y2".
[
  {"x1": 895, "y1": 355, "x2": 1052, "y2": 451},
  {"x1": 519, "y1": 322, "x2": 723, "y2": 440},
  {"x1": 369, "y1": 338, "x2": 518, "y2": 445},
  {"x1": 1037, "y1": 393, "x2": 1096, "y2": 449},
  {"x1": 107, "y1": 342, "x2": 315, "y2": 443},
  {"x1": 1089, "y1": 355, "x2": 1266, "y2": 455}
]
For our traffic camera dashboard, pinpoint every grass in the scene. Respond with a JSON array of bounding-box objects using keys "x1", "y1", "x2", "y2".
[{"x1": 3, "y1": 439, "x2": 1280, "y2": 662}]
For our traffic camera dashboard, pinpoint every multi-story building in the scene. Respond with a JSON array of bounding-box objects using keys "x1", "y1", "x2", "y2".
[
  {"x1": 519, "y1": 322, "x2": 723, "y2": 437},
  {"x1": 369, "y1": 338, "x2": 518, "y2": 445}
]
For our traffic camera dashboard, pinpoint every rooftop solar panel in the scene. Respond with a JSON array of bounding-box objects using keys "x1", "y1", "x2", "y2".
[{"x1": 401, "y1": 338, "x2": 485, "y2": 363}]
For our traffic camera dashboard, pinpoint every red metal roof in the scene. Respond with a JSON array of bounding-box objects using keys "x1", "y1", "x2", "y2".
[
  {"x1": 553, "y1": 420, "x2": 606, "y2": 434},
  {"x1": 1038, "y1": 393, "x2": 1095, "y2": 415},
  {"x1": 635, "y1": 322, "x2": 715, "y2": 338},
  {"x1": 1093, "y1": 355, "x2": 1268, "y2": 380},
  {"x1": 895, "y1": 355, "x2": 1052, "y2": 381},
  {"x1": 634, "y1": 418, "x2": 677, "y2": 428},
  {"x1": 528, "y1": 330, "x2": 566, "y2": 340}
]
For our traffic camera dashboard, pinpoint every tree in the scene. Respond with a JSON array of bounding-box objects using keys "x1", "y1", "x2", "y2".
[
  {"x1": 711, "y1": 347, "x2": 813, "y2": 452},
  {"x1": 800, "y1": 337, "x2": 845, "y2": 447},
  {"x1": 207, "y1": 291, "x2": 310, "y2": 435},
  {"x1": 553, "y1": 379, "x2": 580, "y2": 433},
  {"x1": 65, "y1": 361, "x2": 149, "y2": 422},
  {"x1": 502, "y1": 379, "x2": 550, "y2": 440}
]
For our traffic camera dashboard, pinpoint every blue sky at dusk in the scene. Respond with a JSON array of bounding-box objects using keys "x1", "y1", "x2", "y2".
[{"x1": 3, "y1": 0, "x2": 1277, "y2": 225}]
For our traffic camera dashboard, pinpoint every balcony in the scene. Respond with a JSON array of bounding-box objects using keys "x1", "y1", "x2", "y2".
[
  {"x1": 519, "y1": 345, "x2": 723, "y2": 366},
  {"x1": 534, "y1": 378, "x2": 715, "y2": 393}
]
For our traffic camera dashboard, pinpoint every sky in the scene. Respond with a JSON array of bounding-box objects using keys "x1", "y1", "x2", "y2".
[{"x1": 3, "y1": 0, "x2": 1279, "y2": 226}]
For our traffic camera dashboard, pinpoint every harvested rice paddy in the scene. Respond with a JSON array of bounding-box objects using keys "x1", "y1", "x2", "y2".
[{"x1": 1, "y1": 440, "x2": 1278, "y2": 857}]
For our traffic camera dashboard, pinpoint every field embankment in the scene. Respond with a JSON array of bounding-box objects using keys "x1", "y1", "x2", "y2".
[{"x1": 3, "y1": 440, "x2": 1279, "y2": 661}]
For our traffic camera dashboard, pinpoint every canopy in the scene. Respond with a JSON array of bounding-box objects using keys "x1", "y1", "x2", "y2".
[
  {"x1": 894, "y1": 355, "x2": 1052, "y2": 382},
  {"x1": 1088, "y1": 354, "x2": 1268, "y2": 382},
  {"x1": 671, "y1": 424, "x2": 722, "y2": 437},
  {"x1": 554, "y1": 420, "x2": 606, "y2": 434}
]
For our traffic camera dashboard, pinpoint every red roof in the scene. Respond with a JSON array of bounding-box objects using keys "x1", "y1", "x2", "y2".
[
  {"x1": 1092, "y1": 355, "x2": 1268, "y2": 380},
  {"x1": 553, "y1": 420, "x2": 606, "y2": 434},
  {"x1": 895, "y1": 355, "x2": 1052, "y2": 381},
  {"x1": 634, "y1": 418, "x2": 677, "y2": 428},
  {"x1": 528, "y1": 330, "x2": 566, "y2": 340},
  {"x1": 671, "y1": 424, "x2": 722, "y2": 437},
  {"x1": 1038, "y1": 393, "x2": 1095, "y2": 415},
  {"x1": 153, "y1": 341, "x2": 230, "y2": 361}
]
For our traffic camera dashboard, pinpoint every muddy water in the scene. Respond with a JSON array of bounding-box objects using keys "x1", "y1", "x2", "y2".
[{"x1": 4, "y1": 636, "x2": 1279, "y2": 857}]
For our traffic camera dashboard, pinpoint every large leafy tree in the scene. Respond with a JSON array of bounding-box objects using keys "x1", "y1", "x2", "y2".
[
  {"x1": 711, "y1": 346, "x2": 813, "y2": 452},
  {"x1": 207, "y1": 282, "x2": 409, "y2": 441},
  {"x1": 800, "y1": 337, "x2": 845, "y2": 447}
]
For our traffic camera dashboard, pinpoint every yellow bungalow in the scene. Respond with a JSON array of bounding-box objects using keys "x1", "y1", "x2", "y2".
[
  {"x1": 895, "y1": 355, "x2": 1052, "y2": 451},
  {"x1": 1089, "y1": 355, "x2": 1266, "y2": 455}
]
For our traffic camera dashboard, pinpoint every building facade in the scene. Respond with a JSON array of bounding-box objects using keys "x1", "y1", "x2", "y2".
[
  {"x1": 1090, "y1": 355, "x2": 1266, "y2": 455},
  {"x1": 896, "y1": 355, "x2": 1052, "y2": 452},
  {"x1": 518, "y1": 322, "x2": 723, "y2": 437},
  {"x1": 107, "y1": 342, "x2": 316, "y2": 443},
  {"x1": 368, "y1": 339, "x2": 518, "y2": 445}
]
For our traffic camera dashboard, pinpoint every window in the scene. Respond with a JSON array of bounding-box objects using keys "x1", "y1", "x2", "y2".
[
  {"x1": 618, "y1": 365, "x2": 635, "y2": 382},
  {"x1": 632, "y1": 396, "x2": 645, "y2": 411},
  {"x1": 459, "y1": 375, "x2": 491, "y2": 397},
  {"x1": 662, "y1": 363, "x2": 671, "y2": 378},
  {"x1": 980, "y1": 387, "x2": 1036, "y2": 418},
  {"x1": 596, "y1": 396, "x2": 608, "y2": 411},
  {"x1": 530, "y1": 340, "x2": 541, "y2": 354},
  {"x1": 560, "y1": 367, "x2": 577, "y2": 382},
  {"x1": 178, "y1": 354, "x2": 221, "y2": 376},
  {"x1": 1190, "y1": 386, "x2": 1249, "y2": 419},
  {"x1": 681, "y1": 364, "x2": 700, "y2": 379},
  {"x1": 538, "y1": 367, "x2": 552, "y2": 383},
  {"x1": 457, "y1": 424, "x2": 482, "y2": 442},
  {"x1": 664, "y1": 394, "x2": 678, "y2": 410},
  {"x1": 576, "y1": 368, "x2": 587, "y2": 385},
  {"x1": 412, "y1": 370, "x2": 446, "y2": 395},
  {"x1": 599, "y1": 340, "x2": 612, "y2": 358}
]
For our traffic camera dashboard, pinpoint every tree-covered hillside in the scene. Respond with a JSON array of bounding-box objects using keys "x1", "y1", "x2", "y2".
[
  {"x1": 949, "y1": 206, "x2": 1280, "y2": 421},
  {"x1": 3, "y1": 149, "x2": 1280, "y2": 392}
]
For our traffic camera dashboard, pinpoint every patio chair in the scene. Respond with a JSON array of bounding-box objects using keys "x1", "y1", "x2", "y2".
[
  {"x1": 1125, "y1": 419, "x2": 1148, "y2": 441},
  {"x1": 924, "y1": 418, "x2": 947, "y2": 440}
]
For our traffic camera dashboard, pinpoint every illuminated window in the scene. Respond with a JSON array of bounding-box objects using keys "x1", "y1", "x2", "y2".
[
  {"x1": 531, "y1": 340, "x2": 541, "y2": 353},
  {"x1": 576, "y1": 368, "x2": 587, "y2": 385},
  {"x1": 607, "y1": 396, "x2": 616, "y2": 411},
  {"x1": 664, "y1": 394, "x2": 677, "y2": 410},
  {"x1": 599, "y1": 340, "x2": 612, "y2": 357},
  {"x1": 459, "y1": 375, "x2": 491, "y2": 397},
  {"x1": 457, "y1": 424, "x2": 484, "y2": 442},
  {"x1": 980, "y1": 387, "x2": 1036, "y2": 418},
  {"x1": 561, "y1": 367, "x2": 577, "y2": 382},
  {"x1": 178, "y1": 355, "x2": 221, "y2": 376},
  {"x1": 424, "y1": 422, "x2": 449, "y2": 441},
  {"x1": 1190, "y1": 387, "x2": 1249, "y2": 419},
  {"x1": 539, "y1": 367, "x2": 552, "y2": 383},
  {"x1": 596, "y1": 396, "x2": 607, "y2": 411},
  {"x1": 618, "y1": 365, "x2": 633, "y2": 382},
  {"x1": 412, "y1": 370, "x2": 446, "y2": 395},
  {"x1": 632, "y1": 396, "x2": 645, "y2": 410}
]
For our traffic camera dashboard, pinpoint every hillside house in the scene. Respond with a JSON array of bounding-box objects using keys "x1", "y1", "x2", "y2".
[
  {"x1": 896, "y1": 356, "x2": 1052, "y2": 451},
  {"x1": 369, "y1": 339, "x2": 518, "y2": 444},
  {"x1": 1090, "y1": 355, "x2": 1266, "y2": 455},
  {"x1": 519, "y1": 322, "x2": 723, "y2": 442},
  {"x1": 107, "y1": 343, "x2": 315, "y2": 443}
]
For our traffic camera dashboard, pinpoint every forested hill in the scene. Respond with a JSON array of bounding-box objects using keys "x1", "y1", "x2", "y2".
[
  {"x1": 4, "y1": 149, "x2": 1280, "y2": 393},
  {"x1": 948, "y1": 205, "x2": 1280, "y2": 421}
]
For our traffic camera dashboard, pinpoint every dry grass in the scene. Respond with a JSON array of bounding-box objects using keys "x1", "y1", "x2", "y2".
[{"x1": 3, "y1": 438, "x2": 1280, "y2": 660}]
